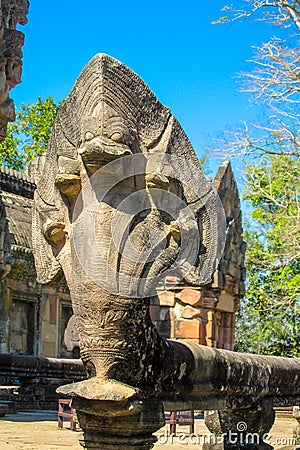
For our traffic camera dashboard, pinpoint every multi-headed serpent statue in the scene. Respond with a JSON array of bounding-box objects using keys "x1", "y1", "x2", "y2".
[{"x1": 33, "y1": 55, "x2": 300, "y2": 450}]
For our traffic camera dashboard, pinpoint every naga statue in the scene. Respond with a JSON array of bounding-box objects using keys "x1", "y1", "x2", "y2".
[
  {"x1": 33, "y1": 54, "x2": 300, "y2": 450},
  {"x1": 0, "y1": 0, "x2": 29, "y2": 139}
]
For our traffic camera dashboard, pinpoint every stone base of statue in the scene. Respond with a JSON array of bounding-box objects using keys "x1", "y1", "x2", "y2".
[{"x1": 57, "y1": 378, "x2": 164, "y2": 450}]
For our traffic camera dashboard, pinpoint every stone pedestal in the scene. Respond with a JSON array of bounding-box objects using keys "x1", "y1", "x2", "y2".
[
  {"x1": 204, "y1": 402, "x2": 275, "y2": 450},
  {"x1": 58, "y1": 377, "x2": 165, "y2": 450},
  {"x1": 72, "y1": 396, "x2": 164, "y2": 450}
]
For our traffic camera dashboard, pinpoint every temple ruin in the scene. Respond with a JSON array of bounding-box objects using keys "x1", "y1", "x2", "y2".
[
  {"x1": 0, "y1": 167, "x2": 76, "y2": 358},
  {"x1": 0, "y1": 166, "x2": 85, "y2": 411},
  {"x1": 154, "y1": 160, "x2": 245, "y2": 349},
  {"x1": 0, "y1": 159, "x2": 244, "y2": 358},
  {"x1": 0, "y1": 1, "x2": 298, "y2": 448}
]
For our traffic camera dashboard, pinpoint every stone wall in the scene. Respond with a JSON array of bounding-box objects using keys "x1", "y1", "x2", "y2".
[{"x1": 0, "y1": 354, "x2": 85, "y2": 410}]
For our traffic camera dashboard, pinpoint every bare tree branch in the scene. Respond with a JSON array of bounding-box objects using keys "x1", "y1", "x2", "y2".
[
  {"x1": 216, "y1": 1, "x2": 300, "y2": 30},
  {"x1": 238, "y1": 37, "x2": 300, "y2": 111}
]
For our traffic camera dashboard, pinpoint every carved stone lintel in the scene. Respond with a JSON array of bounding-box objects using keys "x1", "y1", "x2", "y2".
[
  {"x1": 71, "y1": 395, "x2": 164, "y2": 450},
  {"x1": 204, "y1": 402, "x2": 275, "y2": 450}
]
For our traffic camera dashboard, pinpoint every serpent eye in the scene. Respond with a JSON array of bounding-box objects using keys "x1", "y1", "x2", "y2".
[
  {"x1": 110, "y1": 132, "x2": 123, "y2": 143},
  {"x1": 85, "y1": 131, "x2": 94, "y2": 141}
]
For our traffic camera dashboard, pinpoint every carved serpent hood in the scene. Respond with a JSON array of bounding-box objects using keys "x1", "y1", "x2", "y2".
[{"x1": 32, "y1": 54, "x2": 225, "y2": 390}]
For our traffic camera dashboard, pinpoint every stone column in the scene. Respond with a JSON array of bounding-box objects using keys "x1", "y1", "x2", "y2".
[
  {"x1": 0, "y1": 0, "x2": 29, "y2": 140},
  {"x1": 202, "y1": 296, "x2": 218, "y2": 347},
  {"x1": 204, "y1": 402, "x2": 275, "y2": 450}
]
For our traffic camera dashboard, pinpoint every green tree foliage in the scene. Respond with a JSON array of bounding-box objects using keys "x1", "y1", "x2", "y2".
[
  {"x1": 0, "y1": 96, "x2": 62, "y2": 171},
  {"x1": 216, "y1": 1, "x2": 300, "y2": 356},
  {"x1": 235, "y1": 156, "x2": 300, "y2": 356}
]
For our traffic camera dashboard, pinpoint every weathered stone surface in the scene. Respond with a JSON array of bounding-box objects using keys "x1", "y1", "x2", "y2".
[
  {"x1": 0, "y1": 400, "x2": 15, "y2": 417},
  {"x1": 157, "y1": 291, "x2": 175, "y2": 307},
  {"x1": 75, "y1": 397, "x2": 164, "y2": 450},
  {"x1": 149, "y1": 305, "x2": 160, "y2": 322},
  {"x1": 33, "y1": 53, "x2": 224, "y2": 388},
  {"x1": 175, "y1": 288, "x2": 201, "y2": 306},
  {"x1": 217, "y1": 293, "x2": 235, "y2": 313},
  {"x1": 212, "y1": 162, "x2": 246, "y2": 349},
  {"x1": 204, "y1": 402, "x2": 275, "y2": 450},
  {"x1": 154, "y1": 320, "x2": 174, "y2": 339},
  {"x1": 64, "y1": 314, "x2": 80, "y2": 351},
  {"x1": 32, "y1": 53, "x2": 226, "y2": 448},
  {"x1": 293, "y1": 406, "x2": 300, "y2": 444},
  {"x1": 0, "y1": 353, "x2": 85, "y2": 410},
  {"x1": 151, "y1": 163, "x2": 245, "y2": 349}
]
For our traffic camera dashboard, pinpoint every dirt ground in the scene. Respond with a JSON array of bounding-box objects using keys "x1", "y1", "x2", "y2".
[{"x1": 0, "y1": 411, "x2": 297, "y2": 449}]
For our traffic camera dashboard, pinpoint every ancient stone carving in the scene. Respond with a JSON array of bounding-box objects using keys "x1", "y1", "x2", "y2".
[
  {"x1": 32, "y1": 53, "x2": 225, "y2": 448},
  {"x1": 64, "y1": 314, "x2": 80, "y2": 352},
  {"x1": 33, "y1": 55, "x2": 300, "y2": 450},
  {"x1": 0, "y1": 0, "x2": 29, "y2": 140}
]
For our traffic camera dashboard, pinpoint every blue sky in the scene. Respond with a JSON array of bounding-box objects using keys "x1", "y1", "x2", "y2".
[{"x1": 14, "y1": 1, "x2": 276, "y2": 169}]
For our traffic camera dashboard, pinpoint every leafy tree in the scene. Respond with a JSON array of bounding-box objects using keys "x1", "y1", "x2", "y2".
[
  {"x1": 215, "y1": 1, "x2": 300, "y2": 355},
  {"x1": 0, "y1": 96, "x2": 62, "y2": 171},
  {"x1": 235, "y1": 156, "x2": 300, "y2": 356}
]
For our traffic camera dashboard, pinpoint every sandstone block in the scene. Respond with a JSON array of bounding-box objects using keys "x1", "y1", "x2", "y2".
[
  {"x1": 175, "y1": 319, "x2": 201, "y2": 340},
  {"x1": 181, "y1": 305, "x2": 201, "y2": 319},
  {"x1": 157, "y1": 291, "x2": 175, "y2": 307},
  {"x1": 212, "y1": 269, "x2": 224, "y2": 289},
  {"x1": 217, "y1": 294, "x2": 234, "y2": 313},
  {"x1": 175, "y1": 288, "x2": 201, "y2": 306}
]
